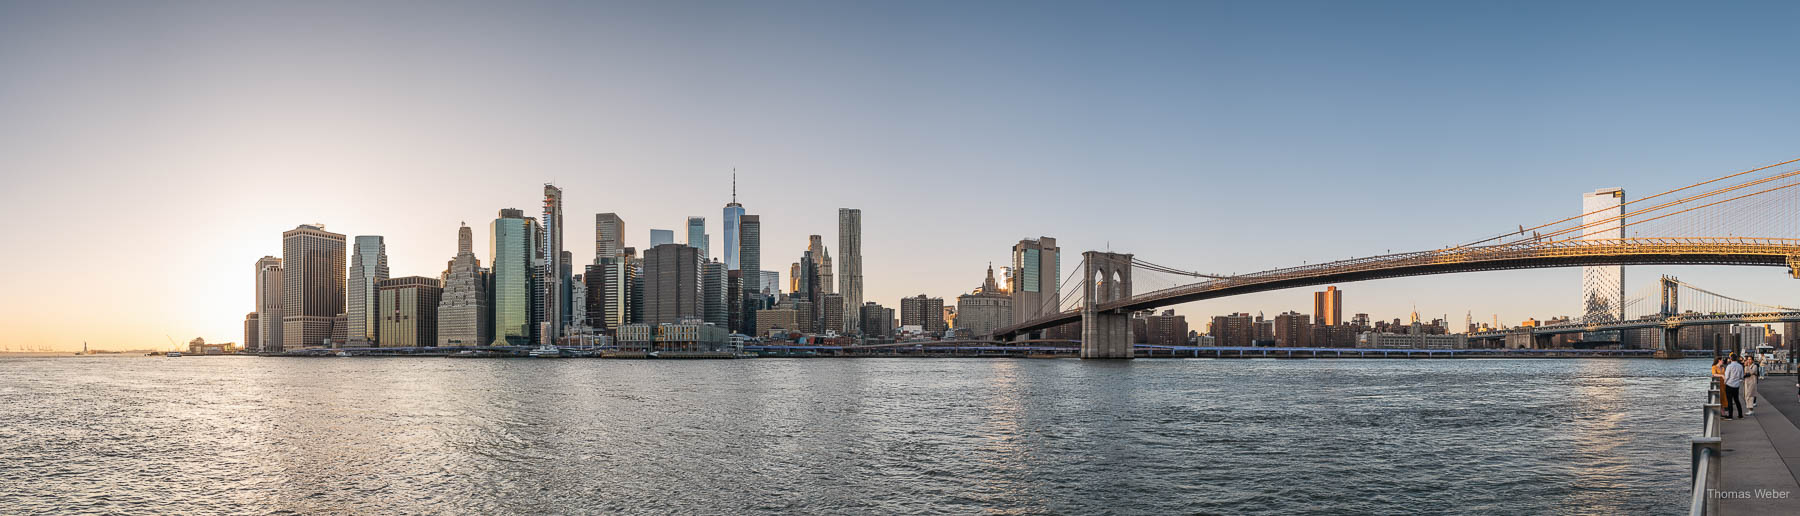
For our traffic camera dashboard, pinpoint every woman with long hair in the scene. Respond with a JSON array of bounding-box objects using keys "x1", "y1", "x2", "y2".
[{"x1": 1712, "y1": 357, "x2": 1731, "y2": 417}]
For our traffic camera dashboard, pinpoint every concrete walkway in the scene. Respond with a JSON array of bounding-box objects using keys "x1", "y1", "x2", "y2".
[{"x1": 1713, "y1": 377, "x2": 1800, "y2": 514}]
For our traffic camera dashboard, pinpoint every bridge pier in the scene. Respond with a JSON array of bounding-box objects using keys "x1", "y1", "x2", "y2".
[
  {"x1": 1080, "y1": 251, "x2": 1134, "y2": 359},
  {"x1": 1655, "y1": 326, "x2": 1683, "y2": 359},
  {"x1": 1655, "y1": 276, "x2": 1684, "y2": 359}
]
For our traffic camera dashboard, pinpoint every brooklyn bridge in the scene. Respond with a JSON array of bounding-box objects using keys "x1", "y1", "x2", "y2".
[{"x1": 993, "y1": 158, "x2": 1800, "y2": 358}]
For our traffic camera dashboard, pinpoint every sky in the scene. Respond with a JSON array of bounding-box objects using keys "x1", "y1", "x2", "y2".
[{"x1": 4, "y1": 1, "x2": 1800, "y2": 350}]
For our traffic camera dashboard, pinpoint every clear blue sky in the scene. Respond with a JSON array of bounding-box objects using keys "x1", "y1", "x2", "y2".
[{"x1": 3, "y1": 1, "x2": 1799, "y2": 348}]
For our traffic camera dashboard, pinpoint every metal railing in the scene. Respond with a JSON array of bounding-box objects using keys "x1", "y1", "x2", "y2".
[{"x1": 1689, "y1": 383, "x2": 1723, "y2": 516}]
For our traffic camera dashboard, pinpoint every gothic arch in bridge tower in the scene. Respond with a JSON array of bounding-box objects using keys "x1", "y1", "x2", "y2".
[{"x1": 1081, "y1": 251, "x2": 1134, "y2": 359}]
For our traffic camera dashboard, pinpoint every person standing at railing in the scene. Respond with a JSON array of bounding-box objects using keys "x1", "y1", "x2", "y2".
[
  {"x1": 1742, "y1": 355, "x2": 1759, "y2": 415},
  {"x1": 1722, "y1": 354, "x2": 1746, "y2": 420},
  {"x1": 1713, "y1": 357, "x2": 1732, "y2": 418}
]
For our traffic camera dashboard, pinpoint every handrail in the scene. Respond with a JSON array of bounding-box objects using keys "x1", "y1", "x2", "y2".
[
  {"x1": 1691, "y1": 443, "x2": 1717, "y2": 516},
  {"x1": 1689, "y1": 383, "x2": 1724, "y2": 516}
]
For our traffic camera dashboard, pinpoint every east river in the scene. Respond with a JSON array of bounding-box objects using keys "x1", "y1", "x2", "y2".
[{"x1": 0, "y1": 356, "x2": 1707, "y2": 514}]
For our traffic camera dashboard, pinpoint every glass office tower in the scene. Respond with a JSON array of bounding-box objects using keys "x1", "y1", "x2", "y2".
[
  {"x1": 687, "y1": 216, "x2": 708, "y2": 259},
  {"x1": 724, "y1": 173, "x2": 744, "y2": 270},
  {"x1": 491, "y1": 209, "x2": 539, "y2": 346},
  {"x1": 347, "y1": 235, "x2": 389, "y2": 346}
]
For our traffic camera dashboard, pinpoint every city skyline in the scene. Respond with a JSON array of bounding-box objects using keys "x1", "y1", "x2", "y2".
[{"x1": 6, "y1": 1, "x2": 1800, "y2": 350}]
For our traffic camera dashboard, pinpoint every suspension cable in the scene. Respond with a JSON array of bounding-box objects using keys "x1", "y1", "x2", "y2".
[
  {"x1": 1524, "y1": 169, "x2": 1800, "y2": 246},
  {"x1": 1448, "y1": 157, "x2": 1800, "y2": 250}
]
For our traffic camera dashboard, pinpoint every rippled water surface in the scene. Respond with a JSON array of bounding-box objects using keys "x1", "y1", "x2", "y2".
[{"x1": 0, "y1": 356, "x2": 1708, "y2": 514}]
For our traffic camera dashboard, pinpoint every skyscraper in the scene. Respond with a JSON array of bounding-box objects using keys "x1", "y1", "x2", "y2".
[
  {"x1": 758, "y1": 270, "x2": 778, "y2": 296},
  {"x1": 838, "y1": 208, "x2": 862, "y2": 335},
  {"x1": 723, "y1": 173, "x2": 744, "y2": 270},
  {"x1": 582, "y1": 267, "x2": 604, "y2": 328},
  {"x1": 595, "y1": 213, "x2": 625, "y2": 263},
  {"x1": 1312, "y1": 286, "x2": 1342, "y2": 326},
  {"x1": 687, "y1": 216, "x2": 708, "y2": 259},
  {"x1": 629, "y1": 251, "x2": 644, "y2": 323},
  {"x1": 1011, "y1": 237, "x2": 1060, "y2": 324},
  {"x1": 702, "y1": 259, "x2": 727, "y2": 327},
  {"x1": 347, "y1": 235, "x2": 389, "y2": 346},
  {"x1": 281, "y1": 224, "x2": 346, "y2": 350},
  {"x1": 254, "y1": 256, "x2": 283, "y2": 353},
  {"x1": 438, "y1": 223, "x2": 491, "y2": 346},
  {"x1": 569, "y1": 273, "x2": 587, "y2": 332},
  {"x1": 649, "y1": 229, "x2": 674, "y2": 247},
  {"x1": 808, "y1": 235, "x2": 833, "y2": 295},
  {"x1": 821, "y1": 293, "x2": 845, "y2": 335},
  {"x1": 559, "y1": 250, "x2": 573, "y2": 329},
  {"x1": 244, "y1": 313, "x2": 259, "y2": 351},
  {"x1": 592, "y1": 248, "x2": 639, "y2": 331},
  {"x1": 739, "y1": 214, "x2": 762, "y2": 334},
  {"x1": 491, "y1": 209, "x2": 539, "y2": 346},
  {"x1": 643, "y1": 243, "x2": 703, "y2": 325},
  {"x1": 1582, "y1": 188, "x2": 1626, "y2": 341},
  {"x1": 378, "y1": 276, "x2": 443, "y2": 347},
  {"x1": 540, "y1": 184, "x2": 567, "y2": 341}
]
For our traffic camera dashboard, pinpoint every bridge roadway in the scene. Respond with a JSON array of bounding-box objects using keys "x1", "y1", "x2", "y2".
[
  {"x1": 1468, "y1": 311, "x2": 1800, "y2": 341},
  {"x1": 999, "y1": 238, "x2": 1800, "y2": 338}
]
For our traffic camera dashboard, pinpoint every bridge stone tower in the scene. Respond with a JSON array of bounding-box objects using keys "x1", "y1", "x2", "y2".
[
  {"x1": 1656, "y1": 275, "x2": 1681, "y2": 358},
  {"x1": 1081, "y1": 251, "x2": 1134, "y2": 359}
]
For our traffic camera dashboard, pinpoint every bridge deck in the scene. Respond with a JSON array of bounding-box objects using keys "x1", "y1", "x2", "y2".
[{"x1": 1721, "y1": 378, "x2": 1800, "y2": 514}]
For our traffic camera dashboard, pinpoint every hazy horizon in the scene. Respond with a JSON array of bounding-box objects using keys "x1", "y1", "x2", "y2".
[{"x1": 6, "y1": 1, "x2": 1800, "y2": 350}]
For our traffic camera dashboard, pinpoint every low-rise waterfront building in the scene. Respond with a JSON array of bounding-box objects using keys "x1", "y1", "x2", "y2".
[
  {"x1": 617, "y1": 323, "x2": 655, "y2": 351},
  {"x1": 187, "y1": 337, "x2": 238, "y2": 355},
  {"x1": 757, "y1": 308, "x2": 799, "y2": 338},
  {"x1": 616, "y1": 319, "x2": 732, "y2": 352},
  {"x1": 1356, "y1": 331, "x2": 1467, "y2": 350},
  {"x1": 656, "y1": 319, "x2": 732, "y2": 352}
]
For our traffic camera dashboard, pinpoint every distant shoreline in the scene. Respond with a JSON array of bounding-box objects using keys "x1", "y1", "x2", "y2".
[
  {"x1": 0, "y1": 351, "x2": 1732, "y2": 360},
  {"x1": 0, "y1": 351, "x2": 156, "y2": 357}
]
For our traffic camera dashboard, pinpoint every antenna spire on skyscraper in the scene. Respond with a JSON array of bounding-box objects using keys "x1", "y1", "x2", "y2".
[{"x1": 732, "y1": 168, "x2": 737, "y2": 203}]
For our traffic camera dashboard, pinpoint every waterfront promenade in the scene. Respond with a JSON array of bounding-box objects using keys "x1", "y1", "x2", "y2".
[{"x1": 1712, "y1": 377, "x2": 1800, "y2": 514}]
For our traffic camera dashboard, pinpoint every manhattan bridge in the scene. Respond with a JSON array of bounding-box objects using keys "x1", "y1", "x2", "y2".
[{"x1": 993, "y1": 158, "x2": 1800, "y2": 358}]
